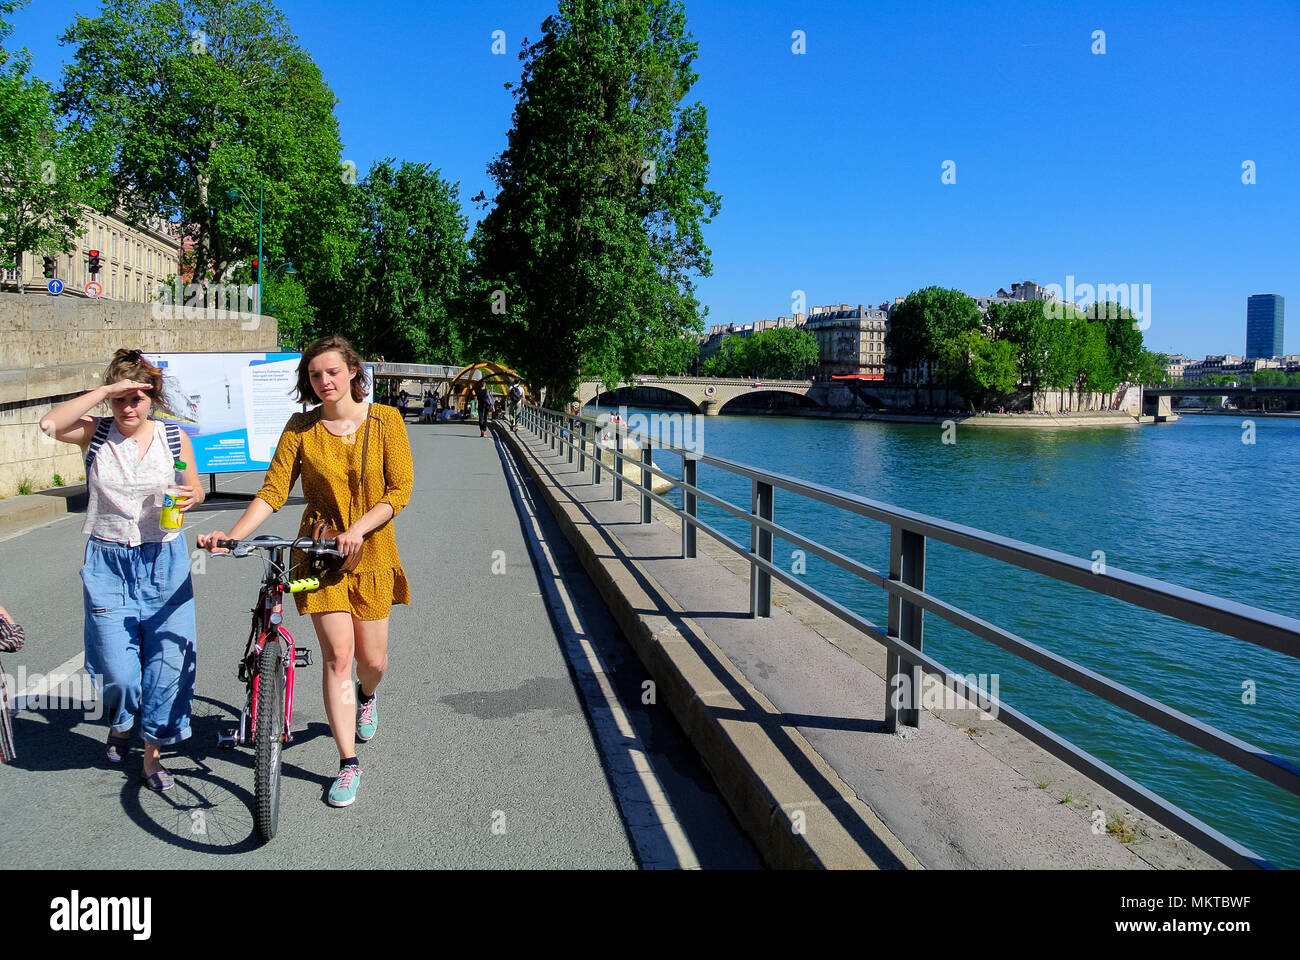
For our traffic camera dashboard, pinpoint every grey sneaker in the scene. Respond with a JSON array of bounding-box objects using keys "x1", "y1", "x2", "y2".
[{"x1": 356, "y1": 682, "x2": 377, "y2": 742}]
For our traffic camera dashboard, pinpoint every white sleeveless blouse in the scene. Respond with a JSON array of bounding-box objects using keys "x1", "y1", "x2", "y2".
[{"x1": 84, "y1": 418, "x2": 181, "y2": 546}]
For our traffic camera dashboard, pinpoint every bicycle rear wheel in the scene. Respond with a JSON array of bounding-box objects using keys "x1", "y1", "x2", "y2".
[{"x1": 253, "y1": 641, "x2": 287, "y2": 842}]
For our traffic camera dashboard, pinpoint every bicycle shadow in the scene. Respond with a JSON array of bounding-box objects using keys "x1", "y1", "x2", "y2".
[
  {"x1": 119, "y1": 751, "x2": 336, "y2": 854},
  {"x1": 117, "y1": 696, "x2": 337, "y2": 853}
]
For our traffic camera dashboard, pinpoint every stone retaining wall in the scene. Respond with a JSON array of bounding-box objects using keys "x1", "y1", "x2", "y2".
[{"x1": 0, "y1": 293, "x2": 276, "y2": 497}]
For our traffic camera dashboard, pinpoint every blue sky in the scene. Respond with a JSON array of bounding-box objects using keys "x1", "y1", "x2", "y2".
[{"x1": 10, "y1": 0, "x2": 1299, "y2": 358}]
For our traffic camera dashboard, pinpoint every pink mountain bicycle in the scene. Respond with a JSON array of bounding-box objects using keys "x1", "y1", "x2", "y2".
[{"x1": 214, "y1": 535, "x2": 342, "y2": 841}]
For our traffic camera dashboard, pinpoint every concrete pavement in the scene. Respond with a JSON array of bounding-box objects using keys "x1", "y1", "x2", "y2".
[{"x1": 0, "y1": 417, "x2": 758, "y2": 869}]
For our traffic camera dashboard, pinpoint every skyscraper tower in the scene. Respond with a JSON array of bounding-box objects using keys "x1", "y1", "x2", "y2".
[{"x1": 1246, "y1": 294, "x2": 1285, "y2": 359}]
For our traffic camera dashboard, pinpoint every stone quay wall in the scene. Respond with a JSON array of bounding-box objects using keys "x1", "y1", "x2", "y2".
[{"x1": 0, "y1": 293, "x2": 277, "y2": 498}]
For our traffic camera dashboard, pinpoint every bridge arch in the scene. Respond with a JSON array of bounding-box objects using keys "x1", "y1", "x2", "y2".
[
  {"x1": 585, "y1": 384, "x2": 701, "y2": 413},
  {"x1": 578, "y1": 377, "x2": 818, "y2": 415},
  {"x1": 716, "y1": 390, "x2": 823, "y2": 414}
]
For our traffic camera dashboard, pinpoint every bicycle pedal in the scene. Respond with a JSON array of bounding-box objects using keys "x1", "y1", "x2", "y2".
[
  {"x1": 294, "y1": 648, "x2": 313, "y2": 668},
  {"x1": 216, "y1": 725, "x2": 239, "y2": 749}
]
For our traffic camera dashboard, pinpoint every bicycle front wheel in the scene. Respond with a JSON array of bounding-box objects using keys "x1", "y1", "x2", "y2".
[{"x1": 253, "y1": 641, "x2": 287, "y2": 842}]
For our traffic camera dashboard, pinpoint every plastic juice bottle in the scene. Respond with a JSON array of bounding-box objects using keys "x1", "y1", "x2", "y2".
[{"x1": 160, "y1": 460, "x2": 188, "y2": 531}]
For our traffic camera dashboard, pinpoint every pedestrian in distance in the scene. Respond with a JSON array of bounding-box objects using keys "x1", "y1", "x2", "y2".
[
  {"x1": 473, "y1": 378, "x2": 495, "y2": 437},
  {"x1": 198, "y1": 335, "x2": 414, "y2": 808},
  {"x1": 507, "y1": 382, "x2": 525, "y2": 429},
  {"x1": 39, "y1": 349, "x2": 205, "y2": 791}
]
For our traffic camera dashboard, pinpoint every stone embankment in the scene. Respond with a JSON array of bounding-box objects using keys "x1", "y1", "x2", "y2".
[{"x1": 0, "y1": 293, "x2": 276, "y2": 497}]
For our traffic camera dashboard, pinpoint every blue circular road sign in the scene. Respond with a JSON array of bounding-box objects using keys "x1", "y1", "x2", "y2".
[{"x1": 47, "y1": 279, "x2": 64, "y2": 295}]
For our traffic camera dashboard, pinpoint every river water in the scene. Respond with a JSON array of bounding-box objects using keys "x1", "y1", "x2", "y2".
[{"x1": 589, "y1": 405, "x2": 1300, "y2": 868}]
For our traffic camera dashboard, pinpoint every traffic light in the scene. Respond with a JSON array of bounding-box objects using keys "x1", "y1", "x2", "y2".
[
  {"x1": 251, "y1": 258, "x2": 259, "y2": 282},
  {"x1": 88, "y1": 250, "x2": 101, "y2": 276},
  {"x1": 42, "y1": 256, "x2": 57, "y2": 279}
]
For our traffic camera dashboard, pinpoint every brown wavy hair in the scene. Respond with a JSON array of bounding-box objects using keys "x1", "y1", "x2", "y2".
[
  {"x1": 295, "y1": 335, "x2": 369, "y2": 405},
  {"x1": 103, "y1": 348, "x2": 181, "y2": 418}
]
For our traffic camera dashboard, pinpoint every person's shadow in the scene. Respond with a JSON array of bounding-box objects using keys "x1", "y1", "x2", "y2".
[{"x1": 8, "y1": 693, "x2": 333, "y2": 854}]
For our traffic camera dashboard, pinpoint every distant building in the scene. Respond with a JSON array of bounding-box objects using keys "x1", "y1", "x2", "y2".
[
  {"x1": 804, "y1": 303, "x2": 887, "y2": 379},
  {"x1": 1163, "y1": 354, "x2": 1192, "y2": 381},
  {"x1": 1246, "y1": 294, "x2": 1285, "y2": 359},
  {"x1": 1, "y1": 207, "x2": 181, "y2": 302}
]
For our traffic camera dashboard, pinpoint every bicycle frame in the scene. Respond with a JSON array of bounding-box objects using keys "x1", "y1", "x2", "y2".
[
  {"x1": 242, "y1": 571, "x2": 298, "y2": 747},
  {"x1": 223, "y1": 542, "x2": 317, "y2": 750}
]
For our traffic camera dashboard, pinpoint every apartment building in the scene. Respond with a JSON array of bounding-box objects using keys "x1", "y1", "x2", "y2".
[
  {"x1": 2, "y1": 207, "x2": 182, "y2": 302},
  {"x1": 804, "y1": 303, "x2": 888, "y2": 379}
]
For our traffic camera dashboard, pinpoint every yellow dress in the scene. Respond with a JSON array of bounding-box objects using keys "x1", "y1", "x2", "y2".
[{"x1": 256, "y1": 403, "x2": 413, "y2": 620}]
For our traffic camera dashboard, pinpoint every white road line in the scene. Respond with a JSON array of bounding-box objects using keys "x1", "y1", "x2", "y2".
[
  {"x1": 14, "y1": 651, "x2": 89, "y2": 711},
  {"x1": 18, "y1": 652, "x2": 86, "y2": 699},
  {"x1": 499, "y1": 432, "x2": 701, "y2": 870}
]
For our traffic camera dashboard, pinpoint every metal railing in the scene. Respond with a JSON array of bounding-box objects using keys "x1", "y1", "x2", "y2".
[{"x1": 517, "y1": 403, "x2": 1300, "y2": 869}]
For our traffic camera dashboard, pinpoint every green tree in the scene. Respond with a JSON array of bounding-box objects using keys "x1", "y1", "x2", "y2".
[
  {"x1": 701, "y1": 334, "x2": 743, "y2": 377},
  {"x1": 744, "y1": 327, "x2": 818, "y2": 379},
  {"x1": 937, "y1": 329, "x2": 1019, "y2": 411},
  {"x1": 1133, "y1": 350, "x2": 1170, "y2": 386},
  {"x1": 468, "y1": 0, "x2": 721, "y2": 404},
  {"x1": 344, "y1": 159, "x2": 469, "y2": 364},
  {"x1": 1074, "y1": 317, "x2": 1116, "y2": 394},
  {"x1": 0, "y1": 0, "x2": 107, "y2": 288},
  {"x1": 974, "y1": 335, "x2": 1021, "y2": 400},
  {"x1": 57, "y1": 0, "x2": 353, "y2": 303},
  {"x1": 1089, "y1": 300, "x2": 1145, "y2": 382},
  {"x1": 886, "y1": 287, "x2": 982, "y2": 408},
  {"x1": 1041, "y1": 302, "x2": 1082, "y2": 405},
  {"x1": 641, "y1": 331, "x2": 698, "y2": 377},
  {"x1": 263, "y1": 272, "x2": 313, "y2": 350},
  {"x1": 987, "y1": 299, "x2": 1049, "y2": 395}
]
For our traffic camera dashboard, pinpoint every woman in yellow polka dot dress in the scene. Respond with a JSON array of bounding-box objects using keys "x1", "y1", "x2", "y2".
[{"x1": 199, "y1": 335, "x2": 413, "y2": 808}]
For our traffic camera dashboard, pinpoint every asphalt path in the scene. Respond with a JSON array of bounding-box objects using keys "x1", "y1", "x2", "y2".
[{"x1": 0, "y1": 416, "x2": 758, "y2": 869}]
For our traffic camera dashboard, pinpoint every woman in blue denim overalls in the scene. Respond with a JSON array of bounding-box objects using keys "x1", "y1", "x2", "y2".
[{"x1": 41, "y1": 350, "x2": 204, "y2": 791}]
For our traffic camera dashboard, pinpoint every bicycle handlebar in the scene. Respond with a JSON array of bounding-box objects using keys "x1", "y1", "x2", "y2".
[{"x1": 215, "y1": 536, "x2": 342, "y2": 556}]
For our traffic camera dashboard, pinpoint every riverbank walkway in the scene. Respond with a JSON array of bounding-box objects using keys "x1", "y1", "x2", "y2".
[
  {"x1": 0, "y1": 416, "x2": 1226, "y2": 868},
  {"x1": 497, "y1": 420, "x2": 1227, "y2": 869}
]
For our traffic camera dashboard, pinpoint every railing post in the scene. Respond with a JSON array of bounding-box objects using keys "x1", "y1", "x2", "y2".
[
  {"x1": 613, "y1": 425, "x2": 624, "y2": 501},
  {"x1": 640, "y1": 441, "x2": 653, "y2": 522},
  {"x1": 577, "y1": 420, "x2": 586, "y2": 471},
  {"x1": 885, "y1": 526, "x2": 926, "y2": 731},
  {"x1": 549, "y1": 412, "x2": 556, "y2": 451},
  {"x1": 750, "y1": 479, "x2": 773, "y2": 617},
  {"x1": 567, "y1": 417, "x2": 574, "y2": 463},
  {"x1": 682, "y1": 456, "x2": 698, "y2": 559},
  {"x1": 593, "y1": 424, "x2": 602, "y2": 484}
]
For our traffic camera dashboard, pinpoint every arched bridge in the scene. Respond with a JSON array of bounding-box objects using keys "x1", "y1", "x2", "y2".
[{"x1": 578, "y1": 377, "x2": 818, "y2": 415}]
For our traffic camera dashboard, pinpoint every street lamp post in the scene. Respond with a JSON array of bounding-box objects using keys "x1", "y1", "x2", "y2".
[
  {"x1": 256, "y1": 182, "x2": 263, "y2": 315},
  {"x1": 228, "y1": 182, "x2": 264, "y2": 314},
  {"x1": 268, "y1": 261, "x2": 296, "y2": 285}
]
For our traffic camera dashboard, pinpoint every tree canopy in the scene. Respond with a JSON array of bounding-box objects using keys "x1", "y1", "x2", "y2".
[
  {"x1": 56, "y1": 0, "x2": 353, "y2": 299},
  {"x1": 467, "y1": 0, "x2": 721, "y2": 403},
  {"x1": 342, "y1": 159, "x2": 470, "y2": 365}
]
